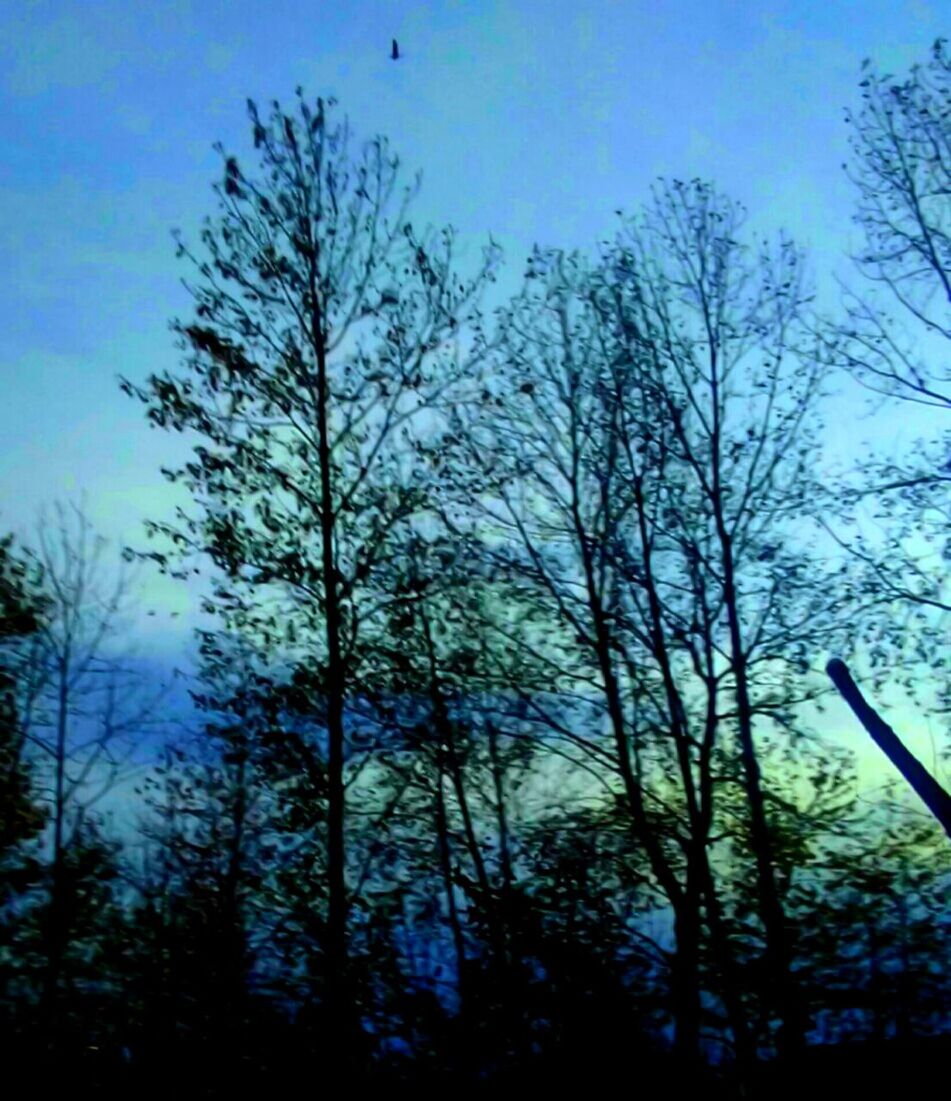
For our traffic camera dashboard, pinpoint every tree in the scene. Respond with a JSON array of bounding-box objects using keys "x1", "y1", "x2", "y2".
[
  {"x1": 449, "y1": 181, "x2": 855, "y2": 1067},
  {"x1": 121, "y1": 90, "x2": 498, "y2": 1058},
  {"x1": 16, "y1": 503, "x2": 156, "y2": 1052},
  {"x1": 0, "y1": 533, "x2": 47, "y2": 856},
  {"x1": 597, "y1": 183, "x2": 866, "y2": 1061},
  {"x1": 446, "y1": 243, "x2": 718, "y2": 1063},
  {"x1": 825, "y1": 41, "x2": 950, "y2": 645},
  {"x1": 840, "y1": 38, "x2": 950, "y2": 409},
  {"x1": 365, "y1": 535, "x2": 546, "y2": 1073},
  {"x1": 123, "y1": 724, "x2": 272, "y2": 1091},
  {"x1": 0, "y1": 533, "x2": 48, "y2": 1055}
]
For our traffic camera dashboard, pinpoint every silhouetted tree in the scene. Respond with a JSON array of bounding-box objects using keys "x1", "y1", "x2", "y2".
[
  {"x1": 0, "y1": 533, "x2": 47, "y2": 856},
  {"x1": 448, "y1": 182, "x2": 857, "y2": 1070},
  {"x1": 595, "y1": 181, "x2": 860, "y2": 1062},
  {"x1": 122, "y1": 717, "x2": 275, "y2": 1092},
  {"x1": 14, "y1": 504, "x2": 156, "y2": 1051},
  {"x1": 824, "y1": 41, "x2": 949, "y2": 677},
  {"x1": 0, "y1": 533, "x2": 49, "y2": 1054},
  {"x1": 840, "y1": 39, "x2": 949, "y2": 409},
  {"x1": 121, "y1": 90, "x2": 499, "y2": 1062}
]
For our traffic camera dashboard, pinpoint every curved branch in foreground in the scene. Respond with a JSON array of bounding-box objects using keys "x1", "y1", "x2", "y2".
[{"x1": 826, "y1": 657, "x2": 951, "y2": 840}]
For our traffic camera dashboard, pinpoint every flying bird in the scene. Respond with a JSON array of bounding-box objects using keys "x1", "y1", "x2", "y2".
[{"x1": 391, "y1": 38, "x2": 400, "y2": 60}]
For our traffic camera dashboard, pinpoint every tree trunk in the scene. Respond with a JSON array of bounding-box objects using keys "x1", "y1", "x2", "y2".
[
  {"x1": 41, "y1": 658, "x2": 70, "y2": 1052},
  {"x1": 434, "y1": 761, "x2": 468, "y2": 1005},
  {"x1": 827, "y1": 658, "x2": 951, "y2": 838},
  {"x1": 310, "y1": 259, "x2": 352, "y2": 1061},
  {"x1": 671, "y1": 895, "x2": 702, "y2": 1066},
  {"x1": 719, "y1": 530, "x2": 803, "y2": 1059}
]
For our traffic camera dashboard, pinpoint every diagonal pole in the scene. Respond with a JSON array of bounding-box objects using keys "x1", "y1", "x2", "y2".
[{"x1": 826, "y1": 658, "x2": 951, "y2": 840}]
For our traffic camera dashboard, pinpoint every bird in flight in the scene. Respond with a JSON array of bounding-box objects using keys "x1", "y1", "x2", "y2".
[{"x1": 391, "y1": 38, "x2": 400, "y2": 60}]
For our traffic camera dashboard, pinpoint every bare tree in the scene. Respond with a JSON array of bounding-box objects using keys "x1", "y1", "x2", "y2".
[
  {"x1": 449, "y1": 182, "x2": 853, "y2": 1067},
  {"x1": 824, "y1": 41, "x2": 950, "y2": 713},
  {"x1": 20, "y1": 503, "x2": 157, "y2": 1046},
  {"x1": 839, "y1": 37, "x2": 950, "y2": 409},
  {"x1": 602, "y1": 182, "x2": 860, "y2": 1060}
]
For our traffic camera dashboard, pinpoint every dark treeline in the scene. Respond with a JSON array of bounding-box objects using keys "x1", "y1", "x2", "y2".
[{"x1": 1, "y1": 41, "x2": 948, "y2": 1099}]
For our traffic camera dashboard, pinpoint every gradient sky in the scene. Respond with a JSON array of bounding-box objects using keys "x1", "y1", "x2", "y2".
[{"x1": 1, "y1": 1, "x2": 946, "y2": 781}]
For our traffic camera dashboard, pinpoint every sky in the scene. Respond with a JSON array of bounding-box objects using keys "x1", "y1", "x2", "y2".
[{"x1": 0, "y1": 0, "x2": 946, "y2": 785}]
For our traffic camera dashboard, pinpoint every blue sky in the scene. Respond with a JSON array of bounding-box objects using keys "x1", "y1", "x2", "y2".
[{"x1": 0, "y1": 0, "x2": 945, "y2": 672}]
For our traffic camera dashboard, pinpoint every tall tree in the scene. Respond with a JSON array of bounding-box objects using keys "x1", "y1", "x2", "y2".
[
  {"x1": 840, "y1": 38, "x2": 950, "y2": 410},
  {"x1": 367, "y1": 535, "x2": 544, "y2": 1070},
  {"x1": 827, "y1": 40, "x2": 949, "y2": 635},
  {"x1": 447, "y1": 244, "x2": 715, "y2": 1062},
  {"x1": 451, "y1": 182, "x2": 852, "y2": 1065},
  {"x1": 598, "y1": 182, "x2": 852, "y2": 1060},
  {"x1": 121, "y1": 90, "x2": 498, "y2": 1056}
]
